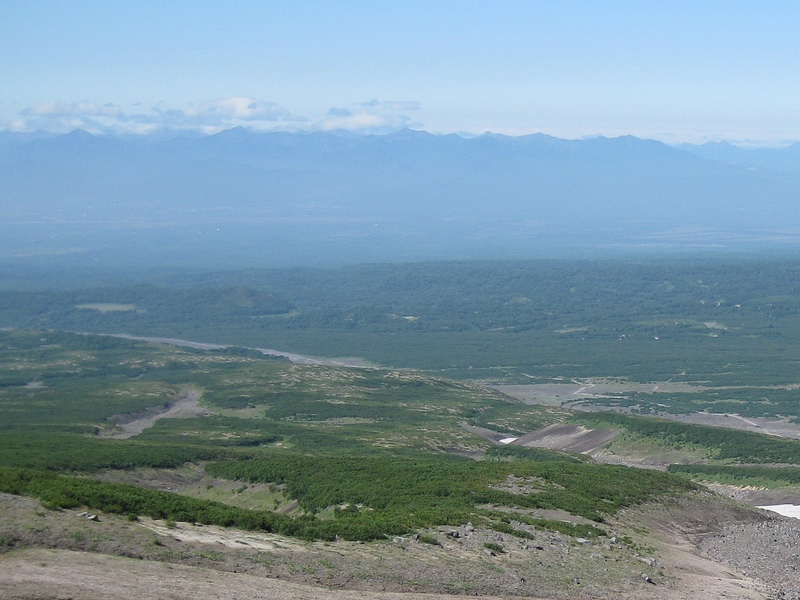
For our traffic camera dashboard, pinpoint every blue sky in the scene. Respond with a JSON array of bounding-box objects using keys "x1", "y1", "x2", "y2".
[{"x1": 2, "y1": 1, "x2": 799, "y2": 144}]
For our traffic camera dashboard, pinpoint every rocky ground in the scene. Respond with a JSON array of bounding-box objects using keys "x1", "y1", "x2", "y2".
[
  {"x1": 3, "y1": 488, "x2": 799, "y2": 599},
  {"x1": 700, "y1": 518, "x2": 800, "y2": 600}
]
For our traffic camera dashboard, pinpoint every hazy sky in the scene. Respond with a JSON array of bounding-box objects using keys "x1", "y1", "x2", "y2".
[{"x1": 2, "y1": 1, "x2": 799, "y2": 144}]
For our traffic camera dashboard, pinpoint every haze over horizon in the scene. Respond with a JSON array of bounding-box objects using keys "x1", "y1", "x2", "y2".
[{"x1": 3, "y1": 1, "x2": 800, "y2": 146}]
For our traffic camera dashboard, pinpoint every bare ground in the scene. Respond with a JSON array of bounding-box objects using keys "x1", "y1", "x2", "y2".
[
  {"x1": 656, "y1": 412, "x2": 800, "y2": 439},
  {"x1": 109, "y1": 333, "x2": 376, "y2": 368},
  {"x1": 105, "y1": 389, "x2": 208, "y2": 439},
  {"x1": 0, "y1": 545, "x2": 770, "y2": 600},
  {"x1": 0, "y1": 490, "x2": 790, "y2": 600},
  {"x1": 0, "y1": 548, "x2": 556, "y2": 600},
  {"x1": 493, "y1": 381, "x2": 800, "y2": 440},
  {"x1": 492, "y1": 381, "x2": 702, "y2": 406},
  {"x1": 705, "y1": 483, "x2": 800, "y2": 507},
  {"x1": 512, "y1": 424, "x2": 618, "y2": 454}
]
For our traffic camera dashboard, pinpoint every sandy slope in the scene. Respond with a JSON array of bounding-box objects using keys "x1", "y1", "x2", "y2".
[
  {"x1": 0, "y1": 546, "x2": 766, "y2": 600},
  {"x1": 0, "y1": 548, "x2": 541, "y2": 600}
]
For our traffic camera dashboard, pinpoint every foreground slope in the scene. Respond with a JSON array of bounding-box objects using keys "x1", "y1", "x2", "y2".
[{"x1": 0, "y1": 490, "x2": 791, "y2": 600}]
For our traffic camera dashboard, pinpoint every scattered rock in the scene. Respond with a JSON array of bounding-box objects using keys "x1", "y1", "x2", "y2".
[{"x1": 699, "y1": 515, "x2": 800, "y2": 599}]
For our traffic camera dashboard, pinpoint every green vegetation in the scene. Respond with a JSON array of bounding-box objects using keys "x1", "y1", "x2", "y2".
[
  {"x1": 485, "y1": 515, "x2": 604, "y2": 541},
  {"x1": 0, "y1": 329, "x2": 520, "y2": 459},
  {"x1": 574, "y1": 388, "x2": 800, "y2": 419},
  {"x1": 417, "y1": 534, "x2": 441, "y2": 546},
  {"x1": 573, "y1": 412, "x2": 800, "y2": 464},
  {"x1": 483, "y1": 445, "x2": 587, "y2": 463},
  {"x1": 0, "y1": 467, "x2": 393, "y2": 541},
  {"x1": 468, "y1": 403, "x2": 567, "y2": 435},
  {"x1": 0, "y1": 328, "x2": 702, "y2": 541},
  {"x1": 0, "y1": 284, "x2": 292, "y2": 331},
  {"x1": 0, "y1": 432, "x2": 237, "y2": 472},
  {"x1": 205, "y1": 454, "x2": 695, "y2": 524},
  {"x1": 667, "y1": 464, "x2": 800, "y2": 487},
  {"x1": 0, "y1": 448, "x2": 696, "y2": 540}
]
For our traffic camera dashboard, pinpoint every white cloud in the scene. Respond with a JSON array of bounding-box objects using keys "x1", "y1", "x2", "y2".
[
  {"x1": 6, "y1": 97, "x2": 307, "y2": 135},
  {"x1": 149, "y1": 98, "x2": 307, "y2": 131},
  {"x1": 193, "y1": 97, "x2": 298, "y2": 121},
  {"x1": 321, "y1": 113, "x2": 396, "y2": 132},
  {"x1": 326, "y1": 107, "x2": 353, "y2": 117},
  {"x1": 21, "y1": 101, "x2": 124, "y2": 118},
  {"x1": 4, "y1": 97, "x2": 421, "y2": 136},
  {"x1": 319, "y1": 100, "x2": 423, "y2": 134},
  {"x1": 361, "y1": 100, "x2": 420, "y2": 112}
]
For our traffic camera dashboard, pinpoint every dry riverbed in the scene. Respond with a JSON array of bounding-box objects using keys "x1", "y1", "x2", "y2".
[{"x1": 105, "y1": 389, "x2": 208, "y2": 439}]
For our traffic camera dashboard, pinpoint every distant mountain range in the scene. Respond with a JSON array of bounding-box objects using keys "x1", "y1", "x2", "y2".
[{"x1": 2, "y1": 128, "x2": 800, "y2": 267}]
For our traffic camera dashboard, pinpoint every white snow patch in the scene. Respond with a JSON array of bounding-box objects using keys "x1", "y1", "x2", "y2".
[{"x1": 758, "y1": 504, "x2": 800, "y2": 519}]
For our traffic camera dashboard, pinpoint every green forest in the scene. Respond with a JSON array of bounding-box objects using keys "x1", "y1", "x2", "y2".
[
  {"x1": 3, "y1": 258, "x2": 800, "y2": 543},
  {"x1": 0, "y1": 328, "x2": 694, "y2": 541},
  {"x1": 4, "y1": 258, "x2": 800, "y2": 388}
]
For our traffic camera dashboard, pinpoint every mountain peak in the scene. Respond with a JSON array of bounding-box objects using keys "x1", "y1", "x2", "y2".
[
  {"x1": 382, "y1": 128, "x2": 432, "y2": 141},
  {"x1": 63, "y1": 129, "x2": 95, "y2": 139}
]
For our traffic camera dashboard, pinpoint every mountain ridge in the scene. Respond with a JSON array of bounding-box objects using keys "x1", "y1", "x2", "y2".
[{"x1": 3, "y1": 128, "x2": 800, "y2": 267}]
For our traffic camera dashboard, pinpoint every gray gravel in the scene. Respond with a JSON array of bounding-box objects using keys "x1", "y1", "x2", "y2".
[{"x1": 699, "y1": 514, "x2": 800, "y2": 599}]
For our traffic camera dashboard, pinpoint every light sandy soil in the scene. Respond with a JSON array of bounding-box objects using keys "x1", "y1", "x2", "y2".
[
  {"x1": 110, "y1": 333, "x2": 376, "y2": 368},
  {"x1": 138, "y1": 518, "x2": 309, "y2": 552},
  {"x1": 658, "y1": 412, "x2": 800, "y2": 439},
  {"x1": 0, "y1": 518, "x2": 771, "y2": 600},
  {"x1": 106, "y1": 389, "x2": 208, "y2": 439},
  {"x1": 705, "y1": 483, "x2": 800, "y2": 507},
  {"x1": 512, "y1": 424, "x2": 618, "y2": 454},
  {"x1": 492, "y1": 381, "x2": 703, "y2": 406},
  {"x1": 0, "y1": 549, "x2": 554, "y2": 600},
  {"x1": 493, "y1": 381, "x2": 800, "y2": 440}
]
